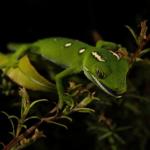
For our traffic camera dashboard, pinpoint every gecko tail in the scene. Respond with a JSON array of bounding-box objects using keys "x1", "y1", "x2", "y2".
[{"x1": 7, "y1": 43, "x2": 30, "y2": 51}]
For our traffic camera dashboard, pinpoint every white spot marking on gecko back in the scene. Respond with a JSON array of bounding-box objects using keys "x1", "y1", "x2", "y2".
[
  {"x1": 64, "y1": 42, "x2": 72, "y2": 47},
  {"x1": 109, "y1": 51, "x2": 120, "y2": 60},
  {"x1": 79, "y1": 48, "x2": 86, "y2": 54},
  {"x1": 92, "y1": 51, "x2": 105, "y2": 62}
]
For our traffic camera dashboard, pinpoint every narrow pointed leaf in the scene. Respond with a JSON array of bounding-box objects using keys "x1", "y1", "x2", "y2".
[
  {"x1": 60, "y1": 116, "x2": 72, "y2": 122},
  {"x1": 98, "y1": 132, "x2": 112, "y2": 141},
  {"x1": 113, "y1": 133, "x2": 126, "y2": 144},
  {"x1": 24, "y1": 116, "x2": 40, "y2": 122},
  {"x1": 97, "y1": 127, "x2": 110, "y2": 132},
  {"x1": 29, "y1": 99, "x2": 48, "y2": 112},
  {"x1": 125, "y1": 25, "x2": 138, "y2": 45},
  {"x1": 1, "y1": 111, "x2": 17, "y2": 136},
  {"x1": 0, "y1": 141, "x2": 5, "y2": 148},
  {"x1": 140, "y1": 48, "x2": 150, "y2": 56},
  {"x1": 73, "y1": 107, "x2": 95, "y2": 113},
  {"x1": 46, "y1": 120, "x2": 68, "y2": 129},
  {"x1": 20, "y1": 124, "x2": 27, "y2": 130},
  {"x1": 8, "y1": 115, "x2": 19, "y2": 122},
  {"x1": 116, "y1": 126, "x2": 132, "y2": 132}
]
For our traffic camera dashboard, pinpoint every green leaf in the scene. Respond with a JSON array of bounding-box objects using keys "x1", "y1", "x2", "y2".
[
  {"x1": 97, "y1": 127, "x2": 110, "y2": 132},
  {"x1": 126, "y1": 94, "x2": 150, "y2": 102},
  {"x1": 78, "y1": 95, "x2": 97, "y2": 107},
  {"x1": 1, "y1": 111, "x2": 18, "y2": 136},
  {"x1": 73, "y1": 107, "x2": 95, "y2": 113},
  {"x1": 19, "y1": 124, "x2": 27, "y2": 130},
  {"x1": 60, "y1": 116, "x2": 73, "y2": 122},
  {"x1": 140, "y1": 48, "x2": 150, "y2": 56},
  {"x1": 8, "y1": 115, "x2": 19, "y2": 122},
  {"x1": 9, "y1": 131, "x2": 16, "y2": 137},
  {"x1": 108, "y1": 137, "x2": 117, "y2": 150},
  {"x1": 29, "y1": 99, "x2": 48, "y2": 112},
  {"x1": 124, "y1": 102, "x2": 140, "y2": 114},
  {"x1": 24, "y1": 116, "x2": 40, "y2": 122},
  {"x1": 125, "y1": 25, "x2": 138, "y2": 45},
  {"x1": 0, "y1": 142, "x2": 5, "y2": 149},
  {"x1": 45, "y1": 120, "x2": 68, "y2": 129},
  {"x1": 98, "y1": 132, "x2": 112, "y2": 141},
  {"x1": 113, "y1": 133, "x2": 126, "y2": 144},
  {"x1": 116, "y1": 126, "x2": 132, "y2": 132}
]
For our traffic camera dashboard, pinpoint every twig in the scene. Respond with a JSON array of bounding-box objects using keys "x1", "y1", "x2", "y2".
[{"x1": 3, "y1": 120, "x2": 43, "y2": 150}]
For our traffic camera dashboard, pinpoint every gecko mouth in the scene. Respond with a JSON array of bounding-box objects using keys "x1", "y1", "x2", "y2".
[
  {"x1": 91, "y1": 75, "x2": 122, "y2": 98},
  {"x1": 83, "y1": 67, "x2": 122, "y2": 98}
]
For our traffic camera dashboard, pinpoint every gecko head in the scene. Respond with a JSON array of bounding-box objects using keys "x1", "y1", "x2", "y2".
[{"x1": 83, "y1": 48, "x2": 129, "y2": 98}]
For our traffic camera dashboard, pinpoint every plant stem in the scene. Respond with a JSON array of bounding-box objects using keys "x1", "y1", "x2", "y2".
[{"x1": 3, "y1": 120, "x2": 43, "y2": 150}]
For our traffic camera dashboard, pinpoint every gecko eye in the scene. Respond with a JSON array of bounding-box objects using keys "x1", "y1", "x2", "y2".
[{"x1": 96, "y1": 70, "x2": 106, "y2": 79}]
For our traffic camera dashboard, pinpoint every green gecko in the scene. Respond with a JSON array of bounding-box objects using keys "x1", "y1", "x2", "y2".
[{"x1": 1, "y1": 37, "x2": 129, "y2": 109}]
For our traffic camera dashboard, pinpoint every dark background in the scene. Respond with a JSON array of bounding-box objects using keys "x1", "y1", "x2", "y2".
[{"x1": 0, "y1": 0, "x2": 150, "y2": 49}]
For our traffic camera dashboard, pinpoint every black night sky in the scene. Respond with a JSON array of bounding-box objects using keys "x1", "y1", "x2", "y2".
[{"x1": 0, "y1": 0, "x2": 150, "y2": 49}]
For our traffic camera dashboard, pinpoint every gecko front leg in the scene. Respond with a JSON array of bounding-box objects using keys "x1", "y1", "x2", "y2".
[{"x1": 55, "y1": 67, "x2": 79, "y2": 109}]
